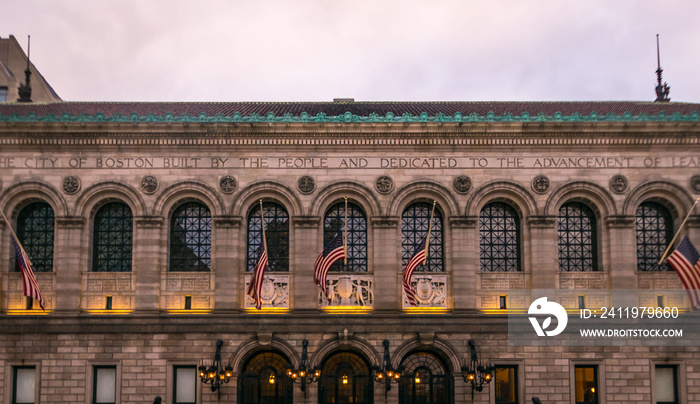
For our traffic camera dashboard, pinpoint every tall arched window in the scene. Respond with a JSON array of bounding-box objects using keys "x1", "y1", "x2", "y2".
[
  {"x1": 319, "y1": 352, "x2": 372, "y2": 404},
  {"x1": 247, "y1": 202, "x2": 289, "y2": 272},
  {"x1": 402, "y1": 202, "x2": 444, "y2": 272},
  {"x1": 170, "y1": 202, "x2": 211, "y2": 272},
  {"x1": 399, "y1": 351, "x2": 452, "y2": 404},
  {"x1": 636, "y1": 201, "x2": 673, "y2": 271},
  {"x1": 558, "y1": 202, "x2": 598, "y2": 271},
  {"x1": 323, "y1": 201, "x2": 367, "y2": 272},
  {"x1": 16, "y1": 202, "x2": 54, "y2": 272},
  {"x1": 480, "y1": 202, "x2": 521, "y2": 272},
  {"x1": 93, "y1": 202, "x2": 133, "y2": 272},
  {"x1": 239, "y1": 351, "x2": 292, "y2": 404}
]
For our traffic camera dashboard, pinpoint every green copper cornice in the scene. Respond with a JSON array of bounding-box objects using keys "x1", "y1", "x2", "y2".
[{"x1": 0, "y1": 110, "x2": 698, "y2": 124}]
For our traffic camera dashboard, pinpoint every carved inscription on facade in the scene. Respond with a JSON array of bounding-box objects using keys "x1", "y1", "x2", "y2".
[
  {"x1": 638, "y1": 272, "x2": 684, "y2": 289},
  {"x1": 559, "y1": 273, "x2": 605, "y2": 289},
  {"x1": 480, "y1": 273, "x2": 526, "y2": 290}
]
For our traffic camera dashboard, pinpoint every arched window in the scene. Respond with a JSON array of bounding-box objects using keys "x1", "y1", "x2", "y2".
[
  {"x1": 239, "y1": 351, "x2": 292, "y2": 404},
  {"x1": 93, "y1": 202, "x2": 133, "y2": 272},
  {"x1": 636, "y1": 201, "x2": 673, "y2": 271},
  {"x1": 399, "y1": 351, "x2": 452, "y2": 404},
  {"x1": 319, "y1": 351, "x2": 372, "y2": 404},
  {"x1": 558, "y1": 202, "x2": 598, "y2": 271},
  {"x1": 402, "y1": 202, "x2": 444, "y2": 272},
  {"x1": 323, "y1": 201, "x2": 367, "y2": 272},
  {"x1": 170, "y1": 202, "x2": 211, "y2": 272},
  {"x1": 15, "y1": 202, "x2": 54, "y2": 272},
  {"x1": 247, "y1": 202, "x2": 289, "y2": 272},
  {"x1": 480, "y1": 202, "x2": 521, "y2": 272}
]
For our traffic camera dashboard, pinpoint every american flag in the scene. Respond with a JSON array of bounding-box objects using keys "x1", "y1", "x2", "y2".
[
  {"x1": 403, "y1": 235, "x2": 428, "y2": 306},
  {"x1": 314, "y1": 232, "x2": 346, "y2": 301},
  {"x1": 247, "y1": 243, "x2": 268, "y2": 310},
  {"x1": 666, "y1": 236, "x2": 700, "y2": 310},
  {"x1": 11, "y1": 233, "x2": 45, "y2": 310}
]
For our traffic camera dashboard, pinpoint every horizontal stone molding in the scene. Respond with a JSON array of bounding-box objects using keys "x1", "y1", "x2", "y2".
[
  {"x1": 134, "y1": 215, "x2": 164, "y2": 228},
  {"x1": 370, "y1": 216, "x2": 399, "y2": 228},
  {"x1": 527, "y1": 216, "x2": 557, "y2": 228},
  {"x1": 605, "y1": 215, "x2": 635, "y2": 228},
  {"x1": 55, "y1": 216, "x2": 86, "y2": 229},
  {"x1": 213, "y1": 215, "x2": 242, "y2": 228},
  {"x1": 291, "y1": 216, "x2": 320, "y2": 228},
  {"x1": 449, "y1": 216, "x2": 477, "y2": 229}
]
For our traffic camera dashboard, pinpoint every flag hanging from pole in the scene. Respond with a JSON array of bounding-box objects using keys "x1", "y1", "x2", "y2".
[
  {"x1": 10, "y1": 232, "x2": 45, "y2": 310},
  {"x1": 247, "y1": 243, "x2": 268, "y2": 310},
  {"x1": 314, "y1": 231, "x2": 346, "y2": 301},
  {"x1": 402, "y1": 235, "x2": 428, "y2": 306},
  {"x1": 666, "y1": 236, "x2": 700, "y2": 310}
]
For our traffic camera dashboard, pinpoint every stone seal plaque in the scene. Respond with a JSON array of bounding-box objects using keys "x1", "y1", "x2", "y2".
[
  {"x1": 609, "y1": 175, "x2": 628, "y2": 194},
  {"x1": 531, "y1": 175, "x2": 551, "y2": 194},
  {"x1": 140, "y1": 176, "x2": 159, "y2": 194},
  {"x1": 219, "y1": 175, "x2": 237, "y2": 194},
  {"x1": 62, "y1": 176, "x2": 81, "y2": 195},
  {"x1": 690, "y1": 175, "x2": 700, "y2": 194},
  {"x1": 297, "y1": 176, "x2": 315, "y2": 194},
  {"x1": 453, "y1": 176, "x2": 472, "y2": 194},
  {"x1": 375, "y1": 176, "x2": 394, "y2": 194}
]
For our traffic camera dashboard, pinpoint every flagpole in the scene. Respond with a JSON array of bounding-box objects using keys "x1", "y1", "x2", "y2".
[
  {"x1": 422, "y1": 201, "x2": 436, "y2": 265},
  {"x1": 259, "y1": 199, "x2": 268, "y2": 258},
  {"x1": 0, "y1": 208, "x2": 22, "y2": 246},
  {"x1": 658, "y1": 198, "x2": 700, "y2": 265},
  {"x1": 343, "y1": 197, "x2": 348, "y2": 265}
]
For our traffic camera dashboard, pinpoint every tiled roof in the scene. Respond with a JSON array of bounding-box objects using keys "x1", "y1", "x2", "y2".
[{"x1": 0, "y1": 101, "x2": 699, "y2": 118}]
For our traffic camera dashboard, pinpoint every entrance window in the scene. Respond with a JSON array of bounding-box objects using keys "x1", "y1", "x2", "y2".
[
  {"x1": 574, "y1": 366, "x2": 598, "y2": 404},
  {"x1": 319, "y1": 351, "x2": 372, "y2": 404},
  {"x1": 239, "y1": 351, "x2": 292, "y2": 404},
  {"x1": 399, "y1": 351, "x2": 452, "y2": 404}
]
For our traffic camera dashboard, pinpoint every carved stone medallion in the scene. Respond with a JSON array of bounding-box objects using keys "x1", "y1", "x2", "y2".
[
  {"x1": 690, "y1": 175, "x2": 700, "y2": 194},
  {"x1": 375, "y1": 176, "x2": 394, "y2": 194},
  {"x1": 297, "y1": 176, "x2": 316, "y2": 194},
  {"x1": 531, "y1": 175, "x2": 551, "y2": 194},
  {"x1": 609, "y1": 175, "x2": 628, "y2": 194},
  {"x1": 219, "y1": 175, "x2": 237, "y2": 194},
  {"x1": 452, "y1": 176, "x2": 472, "y2": 194},
  {"x1": 140, "y1": 176, "x2": 159, "y2": 194},
  {"x1": 62, "y1": 176, "x2": 81, "y2": 195}
]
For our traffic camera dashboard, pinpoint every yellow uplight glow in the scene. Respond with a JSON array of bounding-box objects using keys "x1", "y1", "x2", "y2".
[
  {"x1": 166, "y1": 309, "x2": 213, "y2": 315},
  {"x1": 6, "y1": 310, "x2": 53, "y2": 316},
  {"x1": 342, "y1": 375, "x2": 349, "y2": 385},
  {"x1": 244, "y1": 307, "x2": 290, "y2": 314},
  {"x1": 403, "y1": 307, "x2": 450, "y2": 314},
  {"x1": 322, "y1": 306, "x2": 373, "y2": 314},
  {"x1": 85, "y1": 309, "x2": 133, "y2": 315}
]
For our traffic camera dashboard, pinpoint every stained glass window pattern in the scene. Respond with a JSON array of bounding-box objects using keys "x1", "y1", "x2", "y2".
[
  {"x1": 16, "y1": 202, "x2": 54, "y2": 272},
  {"x1": 402, "y1": 202, "x2": 444, "y2": 272},
  {"x1": 170, "y1": 202, "x2": 211, "y2": 272},
  {"x1": 323, "y1": 201, "x2": 367, "y2": 272},
  {"x1": 636, "y1": 202, "x2": 673, "y2": 271},
  {"x1": 480, "y1": 203, "x2": 521, "y2": 272},
  {"x1": 92, "y1": 202, "x2": 132, "y2": 272},
  {"x1": 247, "y1": 202, "x2": 289, "y2": 272},
  {"x1": 558, "y1": 202, "x2": 598, "y2": 272}
]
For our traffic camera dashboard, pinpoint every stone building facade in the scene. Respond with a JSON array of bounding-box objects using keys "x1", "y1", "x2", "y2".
[{"x1": 1, "y1": 101, "x2": 699, "y2": 404}]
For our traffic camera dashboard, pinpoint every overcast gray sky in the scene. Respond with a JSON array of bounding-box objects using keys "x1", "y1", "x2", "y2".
[{"x1": 4, "y1": 0, "x2": 699, "y2": 103}]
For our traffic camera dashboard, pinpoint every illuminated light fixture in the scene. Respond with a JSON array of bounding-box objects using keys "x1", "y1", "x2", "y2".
[
  {"x1": 198, "y1": 340, "x2": 233, "y2": 398},
  {"x1": 461, "y1": 340, "x2": 495, "y2": 400},
  {"x1": 342, "y1": 375, "x2": 349, "y2": 385},
  {"x1": 415, "y1": 375, "x2": 421, "y2": 384},
  {"x1": 269, "y1": 374, "x2": 275, "y2": 384},
  {"x1": 373, "y1": 340, "x2": 403, "y2": 398},
  {"x1": 591, "y1": 387, "x2": 595, "y2": 393},
  {"x1": 288, "y1": 340, "x2": 321, "y2": 397}
]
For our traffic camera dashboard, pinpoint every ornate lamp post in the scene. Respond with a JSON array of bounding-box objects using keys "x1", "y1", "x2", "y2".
[
  {"x1": 461, "y1": 340, "x2": 495, "y2": 399},
  {"x1": 373, "y1": 340, "x2": 403, "y2": 397},
  {"x1": 198, "y1": 340, "x2": 233, "y2": 397},
  {"x1": 287, "y1": 340, "x2": 321, "y2": 397}
]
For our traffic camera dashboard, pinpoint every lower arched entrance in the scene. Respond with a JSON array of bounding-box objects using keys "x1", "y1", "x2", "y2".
[
  {"x1": 318, "y1": 351, "x2": 373, "y2": 404},
  {"x1": 398, "y1": 351, "x2": 452, "y2": 404},
  {"x1": 238, "y1": 351, "x2": 293, "y2": 404}
]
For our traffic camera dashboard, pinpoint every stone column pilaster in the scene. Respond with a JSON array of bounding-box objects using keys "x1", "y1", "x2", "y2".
[
  {"x1": 605, "y1": 215, "x2": 637, "y2": 289},
  {"x1": 213, "y1": 215, "x2": 242, "y2": 311},
  {"x1": 292, "y1": 216, "x2": 321, "y2": 310},
  {"x1": 371, "y1": 216, "x2": 399, "y2": 311},
  {"x1": 133, "y1": 216, "x2": 164, "y2": 313},
  {"x1": 527, "y1": 216, "x2": 557, "y2": 290},
  {"x1": 450, "y1": 216, "x2": 478, "y2": 310},
  {"x1": 54, "y1": 216, "x2": 85, "y2": 312}
]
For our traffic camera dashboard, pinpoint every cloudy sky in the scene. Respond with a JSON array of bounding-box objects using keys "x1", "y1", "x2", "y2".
[{"x1": 4, "y1": 0, "x2": 699, "y2": 103}]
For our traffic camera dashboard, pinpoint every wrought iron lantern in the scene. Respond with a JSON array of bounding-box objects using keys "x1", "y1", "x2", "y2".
[
  {"x1": 287, "y1": 340, "x2": 321, "y2": 397},
  {"x1": 461, "y1": 340, "x2": 495, "y2": 399},
  {"x1": 373, "y1": 340, "x2": 403, "y2": 397},
  {"x1": 198, "y1": 340, "x2": 233, "y2": 396}
]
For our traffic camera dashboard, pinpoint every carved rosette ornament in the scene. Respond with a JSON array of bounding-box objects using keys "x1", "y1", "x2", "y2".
[
  {"x1": 452, "y1": 175, "x2": 472, "y2": 194},
  {"x1": 297, "y1": 176, "x2": 316, "y2": 194},
  {"x1": 690, "y1": 175, "x2": 700, "y2": 194},
  {"x1": 531, "y1": 175, "x2": 551, "y2": 194},
  {"x1": 609, "y1": 175, "x2": 629, "y2": 194},
  {"x1": 140, "y1": 176, "x2": 159, "y2": 194},
  {"x1": 375, "y1": 176, "x2": 394, "y2": 194},
  {"x1": 219, "y1": 175, "x2": 237, "y2": 194},
  {"x1": 62, "y1": 176, "x2": 81, "y2": 195}
]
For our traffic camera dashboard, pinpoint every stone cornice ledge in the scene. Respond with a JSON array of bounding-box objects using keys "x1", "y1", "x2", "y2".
[
  {"x1": 527, "y1": 216, "x2": 557, "y2": 228},
  {"x1": 370, "y1": 216, "x2": 399, "y2": 228},
  {"x1": 605, "y1": 215, "x2": 636, "y2": 228},
  {"x1": 292, "y1": 216, "x2": 320, "y2": 228},
  {"x1": 213, "y1": 215, "x2": 242, "y2": 228},
  {"x1": 134, "y1": 215, "x2": 164, "y2": 228},
  {"x1": 449, "y1": 216, "x2": 478, "y2": 229},
  {"x1": 55, "y1": 216, "x2": 86, "y2": 229}
]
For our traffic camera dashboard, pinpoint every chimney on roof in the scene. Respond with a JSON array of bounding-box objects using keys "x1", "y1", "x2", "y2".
[
  {"x1": 333, "y1": 98, "x2": 354, "y2": 103},
  {"x1": 17, "y1": 35, "x2": 32, "y2": 103},
  {"x1": 654, "y1": 34, "x2": 670, "y2": 103}
]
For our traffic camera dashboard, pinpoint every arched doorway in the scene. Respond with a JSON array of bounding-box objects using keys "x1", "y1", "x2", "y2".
[
  {"x1": 238, "y1": 351, "x2": 293, "y2": 404},
  {"x1": 399, "y1": 351, "x2": 452, "y2": 404},
  {"x1": 318, "y1": 351, "x2": 373, "y2": 404}
]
